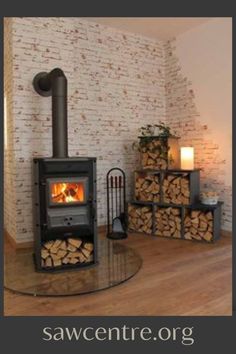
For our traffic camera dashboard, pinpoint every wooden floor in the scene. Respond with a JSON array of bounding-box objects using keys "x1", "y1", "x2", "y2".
[{"x1": 4, "y1": 232, "x2": 232, "y2": 316}]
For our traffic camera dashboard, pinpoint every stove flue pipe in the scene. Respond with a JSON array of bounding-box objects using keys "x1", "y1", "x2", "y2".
[{"x1": 33, "y1": 68, "x2": 68, "y2": 158}]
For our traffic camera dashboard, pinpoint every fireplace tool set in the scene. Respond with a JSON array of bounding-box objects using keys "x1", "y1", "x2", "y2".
[{"x1": 106, "y1": 168, "x2": 127, "y2": 239}]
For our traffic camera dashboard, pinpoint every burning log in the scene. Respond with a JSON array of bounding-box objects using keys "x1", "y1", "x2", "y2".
[
  {"x1": 135, "y1": 173, "x2": 160, "y2": 202},
  {"x1": 41, "y1": 238, "x2": 94, "y2": 268},
  {"x1": 51, "y1": 182, "x2": 84, "y2": 204},
  {"x1": 128, "y1": 204, "x2": 152, "y2": 234},
  {"x1": 154, "y1": 207, "x2": 181, "y2": 238},
  {"x1": 162, "y1": 174, "x2": 190, "y2": 204},
  {"x1": 184, "y1": 210, "x2": 213, "y2": 242}
]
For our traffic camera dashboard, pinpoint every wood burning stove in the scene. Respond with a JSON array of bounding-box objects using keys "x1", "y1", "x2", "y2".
[
  {"x1": 32, "y1": 68, "x2": 97, "y2": 271},
  {"x1": 33, "y1": 157, "x2": 97, "y2": 271}
]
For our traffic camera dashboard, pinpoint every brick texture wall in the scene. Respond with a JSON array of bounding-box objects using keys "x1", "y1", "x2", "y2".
[
  {"x1": 4, "y1": 17, "x2": 166, "y2": 243},
  {"x1": 4, "y1": 18, "x2": 17, "y2": 241}
]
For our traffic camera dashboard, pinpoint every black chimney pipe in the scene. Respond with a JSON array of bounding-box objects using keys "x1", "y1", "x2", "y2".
[{"x1": 33, "y1": 68, "x2": 68, "y2": 158}]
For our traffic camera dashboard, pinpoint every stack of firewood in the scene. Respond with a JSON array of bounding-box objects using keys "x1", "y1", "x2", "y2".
[
  {"x1": 135, "y1": 173, "x2": 160, "y2": 202},
  {"x1": 154, "y1": 207, "x2": 181, "y2": 238},
  {"x1": 128, "y1": 205, "x2": 152, "y2": 234},
  {"x1": 163, "y1": 174, "x2": 190, "y2": 204},
  {"x1": 184, "y1": 210, "x2": 213, "y2": 242},
  {"x1": 141, "y1": 151, "x2": 167, "y2": 170},
  {"x1": 41, "y1": 238, "x2": 93, "y2": 268},
  {"x1": 140, "y1": 139, "x2": 168, "y2": 170}
]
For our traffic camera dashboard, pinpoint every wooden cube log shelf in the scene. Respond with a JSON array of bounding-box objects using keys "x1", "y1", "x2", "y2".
[
  {"x1": 134, "y1": 169, "x2": 200, "y2": 206},
  {"x1": 128, "y1": 201, "x2": 223, "y2": 243}
]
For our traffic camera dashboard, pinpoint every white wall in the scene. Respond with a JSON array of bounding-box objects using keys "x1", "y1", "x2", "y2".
[
  {"x1": 165, "y1": 18, "x2": 232, "y2": 231},
  {"x1": 176, "y1": 18, "x2": 232, "y2": 186}
]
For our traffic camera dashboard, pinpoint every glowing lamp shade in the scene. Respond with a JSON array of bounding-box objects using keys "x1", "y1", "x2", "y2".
[{"x1": 180, "y1": 147, "x2": 194, "y2": 170}]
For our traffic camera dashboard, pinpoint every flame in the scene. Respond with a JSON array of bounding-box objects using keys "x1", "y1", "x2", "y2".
[{"x1": 51, "y1": 182, "x2": 84, "y2": 203}]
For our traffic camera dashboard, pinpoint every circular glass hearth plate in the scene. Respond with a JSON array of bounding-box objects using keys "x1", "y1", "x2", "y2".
[{"x1": 4, "y1": 239, "x2": 142, "y2": 296}]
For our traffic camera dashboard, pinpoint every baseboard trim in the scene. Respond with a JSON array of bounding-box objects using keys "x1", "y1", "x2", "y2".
[
  {"x1": 98, "y1": 225, "x2": 107, "y2": 234},
  {"x1": 5, "y1": 225, "x2": 230, "y2": 249},
  {"x1": 4, "y1": 229, "x2": 33, "y2": 249},
  {"x1": 4, "y1": 225, "x2": 108, "y2": 249},
  {"x1": 221, "y1": 230, "x2": 232, "y2": 238}
]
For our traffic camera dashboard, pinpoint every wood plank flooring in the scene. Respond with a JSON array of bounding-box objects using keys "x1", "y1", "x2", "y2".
[{"x1": 4, "y1": 232, "x2": 232, "y2": 316}]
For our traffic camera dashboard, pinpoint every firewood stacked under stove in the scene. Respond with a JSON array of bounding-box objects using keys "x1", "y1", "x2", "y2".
[{"x1": 41, "y1": 238, "x2": 93, "y2": 268}]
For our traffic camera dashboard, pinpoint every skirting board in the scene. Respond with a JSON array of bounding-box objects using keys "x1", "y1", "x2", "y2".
[
  {"x1": 4, "y1": 226, "x2": 231, "y2": 249},
  {"x1": 4, "y1": 225, "x2": 108, "y2": 249}
]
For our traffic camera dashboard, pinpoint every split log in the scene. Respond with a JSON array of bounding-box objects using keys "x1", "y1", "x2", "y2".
[
  {"x1": 154, "y1": 207, "x2": 181, "y2": 238},
  {"x1": 184, "y1": 210, "x2": 213, "y2": 242},
  {"x1": 78, "y1": 251, "x2": 87, "y2": 263},
  {"x1": 81, "y1": 248, "x2": 92, "y2": 259},
  {"x1": 163, "y1": 174, "x2": 190, "y2": 205},
  {"x1": 50, "y1": 239, "x2": 63, "y2": 254},
  {"x1": 41, "y1": 249, "x2": 49, "y2": 259},
  {"x1": 68, "y1": 238, "x2": 82, "y2": 248},
  {"x1": 44, "y1": 240, "x2": 54, "y2": 250},
  {"x1": 53, "y1": 259, "x2": 62, "y2": 267},
  {"x1": 57, "y1": 249, "x2": 67, "y2": 258},
  {"x1": 85, "y1": 254, "x2": 94, "y2": 263},
  {"x1": 68, "y1": 257, "x2": 80, "y2": 265},
  {"x1": 45, "y1": 256, "x2": 52, "y2": 267},
  {"x1": 59, "y1": 240, "x2": 67, "y2": 250},
  {"x1": 128, "y1": 204, "x2": 152, "y2": 234},
  {"x1": 67, "y1": 244, "x2": 77, "y2": 253},
  {"x1": 83, "y1": 242, "x2": 94, "y2": 252}
]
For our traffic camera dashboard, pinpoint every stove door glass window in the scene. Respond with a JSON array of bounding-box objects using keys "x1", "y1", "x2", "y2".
[{"x1": 49, "y1": 177, "x2": 88, "y2": 205}]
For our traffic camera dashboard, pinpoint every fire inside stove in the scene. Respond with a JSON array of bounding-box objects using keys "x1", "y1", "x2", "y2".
[{"x1": 51, "y1": 181, "x2": 85, "y2": 204}]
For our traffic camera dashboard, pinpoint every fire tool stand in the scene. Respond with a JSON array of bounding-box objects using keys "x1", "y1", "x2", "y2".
[{"x1": 106, "y1": 168, "x2": 127, "y2": 239}]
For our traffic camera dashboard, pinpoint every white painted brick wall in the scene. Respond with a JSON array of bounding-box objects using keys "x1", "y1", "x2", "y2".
[
  {"x1": 5, "y1": 17, "x2": 166, "y2": 243},
  {"x1": 4, "y1": 18, "x2": 17, "y2": 241}
]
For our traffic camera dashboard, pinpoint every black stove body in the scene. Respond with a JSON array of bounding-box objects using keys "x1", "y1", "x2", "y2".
[
  {"x1": 32, "y1": 68, "x2": 97, "y2": 271},
  {"x1": 33, "y1": 157, "x2": 97, "y2": 271}
]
